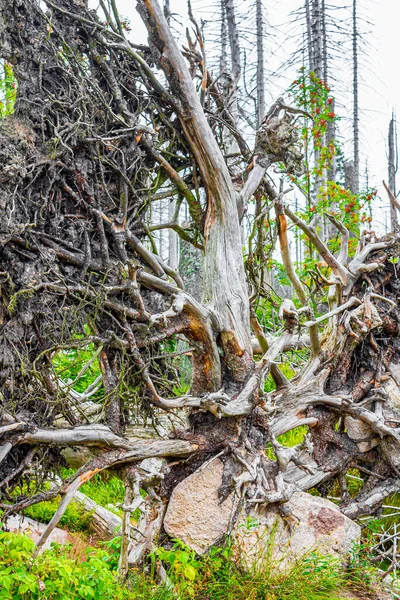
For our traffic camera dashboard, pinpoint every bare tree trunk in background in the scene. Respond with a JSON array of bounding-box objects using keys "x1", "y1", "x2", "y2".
[
  {"x1": 163, "y1": 0, "x2": 170, "y2": 22},
  {"x1": 305, "y1": 0, "x2": 314, "y2": 73},
  {"x1": 311, "y1": 0, "x2": 322, "y2": 79},
  {"x1": 388, "y1": 113, "x2": 398, "y2": 231},
  {"x1": 168, "y1": 199, "x2": 178, "y2": 271},
  {"x1": 220, "y1": 0, "x2": 228, "y2": 76},
  {"x1": 321, "y1": 0, "x2": 336, "y2": 243},
  {"x1": 322, "y1": 0, "x2": 335, "y2": 183},
  {"x1": 225, "y1": 0, "x2": 241, "y2": 153},
  {"x1": 352, "y1": 0, "x2": 360, "y2": 193},
  {"x1": 256, "y1": 0, "x2": 265, "y2": 127},
  {"x1": 344, "y1": 160, "x2": 357, "y2": 194},
  {"x1": 163, "y1": 0, "x2": 178, "y2": 270},
  {"x1": 310, "y1": 0, "x2": 326, "y2": 238}
]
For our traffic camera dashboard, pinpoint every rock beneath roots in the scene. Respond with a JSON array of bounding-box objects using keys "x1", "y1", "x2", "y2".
[
  {"x1": 164, "y1": 460, "x2": 360, "y2": 566},
  {"x1": 234, "y1": 491, "x2": 360, "y2": 569},
  {"x1": 164, "y1": 458, "x2": 235, "y2": 554}
]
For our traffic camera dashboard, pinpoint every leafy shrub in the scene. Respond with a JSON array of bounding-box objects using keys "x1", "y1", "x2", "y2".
[{"x1": 0, "y1": 532, "x2": 129, "y2": 600}]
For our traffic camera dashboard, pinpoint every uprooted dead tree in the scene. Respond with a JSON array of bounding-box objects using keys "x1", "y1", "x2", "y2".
[{"x1": 0, "y1": 0, "x2": 400, "y2": 576}]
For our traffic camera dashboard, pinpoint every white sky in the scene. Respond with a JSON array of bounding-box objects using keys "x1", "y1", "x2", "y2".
[{"x1": 112, "y1": 0, "x2": 400, "y2": 232}]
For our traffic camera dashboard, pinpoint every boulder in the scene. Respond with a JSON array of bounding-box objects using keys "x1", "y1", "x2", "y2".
[
  {"x1": 234, "y1": 492, "x2": 360, "y2": 569},
  {"x1": 5, "y1": 514, "x2": 70, "y2": 549},
  {"x1": 164, "y1": 459, "x2": 360, "y2": 567},
  {"x1": 164, "y1": 458, "x2": 235, "y2": 555}
]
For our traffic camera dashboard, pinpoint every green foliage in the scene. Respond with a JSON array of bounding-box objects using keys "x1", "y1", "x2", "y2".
[
  {"x1": 23, "y1": 498, "x2": 93, "y2": 532},
  {"x1": 266, "y1": 426, "x2": 308, "y2": 460},
  {"x1": 163, "y1": 544, "x2": 359, "y2": 600},
  {"x1": 0, "y1": 61, "x2": 16, "y2": 117},
  {"x1": 288, "y1": 68, "x2": 336, "y2": 186},
  {"x1": 287, "y1": 68, "x2": 376, "y2": 255},
  {"x1": 52, "y1": 335, "x2": 102, "y2": 397},
  {"x1": 152, "y1": 540, "x2": 201, "y2": 596},
  {"x1": 198, "y1": 552, "x2": 351, "y2": 600},
  {"x1": 0, "y1": 531, "x2": 383, "y2": 600},
  {"x1": 62, "y1": 470, "x2": 125, "y2": 509},
  {"x1": 325, "y1": 469, "x2": 364, "y2": 505},
  {"x1": 264, "y1": 362, "x2": 296, "y2": 393},
  {"x1": 0, "y1": 532, "x2": 130, "y2": 600},
  {"x1": 18, "y1": 471, "x2": 125, "y2": 531},
  {"x1": 264, "y1": 348, "x2": 310, "y2": 394}
]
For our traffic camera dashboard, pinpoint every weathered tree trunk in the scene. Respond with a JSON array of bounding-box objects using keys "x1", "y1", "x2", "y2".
[
  {"x1": 256, "y1": 0, "x2": 265, "y2": 127},
  {"x1": 352, "y1": 0, "x2": 360, "y2": 193},
  {"x1": 388, "y1": 113, "x2": 398, "y2": 231},
  {"x1": 305, "y1": 0, "x2": 314, "y2": 73},
  {"x1": 224, "y1": 0, "x2": 241, "y2": 154}
]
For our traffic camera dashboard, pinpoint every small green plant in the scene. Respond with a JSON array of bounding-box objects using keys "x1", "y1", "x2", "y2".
[
  {"x1": 0, "y1": 530, "x2": 386, "y2": 600},
  {"x1": 0, "y1": 61, "x2": 17, "y2": 117},
  {"x1": 152, "y1": 539, "x2": 201, "y2": 596}
]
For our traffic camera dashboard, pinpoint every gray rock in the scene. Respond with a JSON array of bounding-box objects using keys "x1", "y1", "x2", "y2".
[{"x1": 5, "y1": 515, "x2": 70, "y2": 550}]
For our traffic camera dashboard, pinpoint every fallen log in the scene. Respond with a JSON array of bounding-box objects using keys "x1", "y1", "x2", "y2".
[{"x1": 74, "y1": 491, "x2": 122, "y2": 539}]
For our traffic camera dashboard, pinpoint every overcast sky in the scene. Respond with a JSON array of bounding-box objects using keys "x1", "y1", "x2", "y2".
[{"x1": 112, "y1": 0, "x2": 400, "y2": 232}]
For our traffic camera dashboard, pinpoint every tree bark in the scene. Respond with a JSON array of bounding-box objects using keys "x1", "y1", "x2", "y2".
[
  {"x1": 352, "y1": 0, "x2": 360, "y2": 193},
  {"x1": 256, "y1": 0, "x2": 265, "y2": 127},
  {"x1": 388, "y1": 113, "x2": 398, "y2": 230}
]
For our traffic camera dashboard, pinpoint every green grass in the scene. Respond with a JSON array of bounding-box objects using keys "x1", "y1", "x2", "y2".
[
  {"x1": 17, "y1": 471, "x2": 126, "y2": 532},
  {"x1": 62, "y1": 469, "x2": 125, "y2": 509},
  {"x1": 266, "y1": 426, "x2": 308, "y2": 460},
  {"x1": 23, "y1": 498, "x2": 93, "y2": 532}
]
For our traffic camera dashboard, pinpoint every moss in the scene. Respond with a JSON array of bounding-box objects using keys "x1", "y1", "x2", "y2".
[{"x1": 24, "y1": 498, "x2": 93, "y2": 532}]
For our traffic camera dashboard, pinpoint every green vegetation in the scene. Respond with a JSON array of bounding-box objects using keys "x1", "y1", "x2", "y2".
[
  {"x1": 14, "y1": 471, "x2": 125, "y2": 531},
  {"x1": 266, "y1": 426, "x2": 308, "y2": 460},
  {"x1": 0, "y1": 531, "x2": 374, "y2": 600},
  {"x1": 23, "y1": 498, "x2": 93, "y2": 533},
  {"x1": 0, "y1": 532, "x2": 129, "y2": 600},
  {"x1": 0, "y1": 61, "x2": 16, "y2": 117},
  {"x1": 62, "y1": 470, "x2": 125, "y2": 510},
  {"x1": 52, "y1": 339, "x2": 103, "y2": 398}
]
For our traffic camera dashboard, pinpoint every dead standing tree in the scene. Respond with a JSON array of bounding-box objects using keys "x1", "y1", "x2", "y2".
[{"x1": 0, "y1": 0, "x2": 400, "y2": 568}]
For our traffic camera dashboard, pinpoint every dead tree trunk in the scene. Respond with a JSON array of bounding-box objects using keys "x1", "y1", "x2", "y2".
[
  {"x1": 352, "y1": 0, "x2": 360, "y2": 193},
  {"x1": 388, "y1": 113, "x2": 398, "y2": 231},
  {"x1": 256, "y1": 0, "x2": 265, "y2": 127}
]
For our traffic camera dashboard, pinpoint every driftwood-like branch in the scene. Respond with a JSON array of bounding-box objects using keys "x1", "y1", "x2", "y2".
[
  {"x1": 284, "y1": 206, "x2": 351, "y2": 286},
  {"x1": 275, "y1": 197, "x2": 320, "y2": 356}
]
